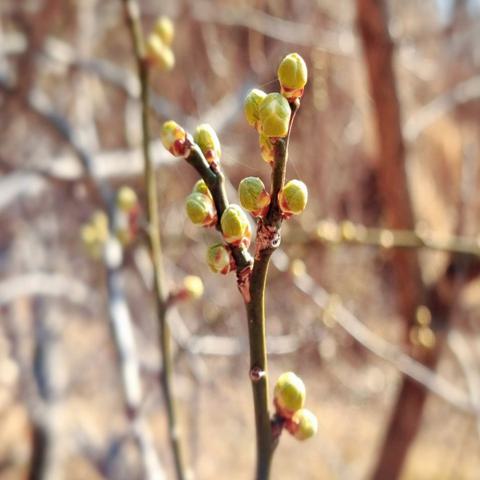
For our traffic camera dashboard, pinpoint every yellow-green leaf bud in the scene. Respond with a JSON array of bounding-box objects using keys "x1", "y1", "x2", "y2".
[
  {"x1": 194, "y1": 123, "x2": 221, "y2": 165},
  {"x1": 289, "y1": 408, "x2": 318, "y2": 441},
  {"x1": 145, "y1": 34, "x2": 175, "y2": 71},
  {"x1": 278, "y1": 179, "x2": 308, "y2": 216},
  {"x1": 154, "y1": 16, "x2": 174, "y2": 46},
  {"x1": 244, "y1": 88, "x2": 267, "y2": 131},
  {"x1": 116, "y1": 186, "x2": 138, "y2": 213},
  {"x1": 238, "y1": 177, "x2": 271, "y2": 217},
  {"x1": 273, "y1": 372, "x2": 306, "y2": 419},
  {"x1": 259, "y1": 134, "x2": 275, "y2": 164},
  {"x1": 181, "y1": 275, "x2": 204, "y2": 300},
  {"x1": 206, "y1": 243, "x2": 233, "y2": 275},
  {"x1": 258, "y1": 93, "x2": 291, "y2": 138},
  {"x1": 185, "y1": 192, "x2": 216, "y2": 227},
  {"x1": 161, "y1": 120, "x2": 189, "y2": 157},
  {"x1": 220, "y1": 204, "x2": 251, "y2": 247},
  {"x1": 277, "y1": 53, "x2": 308, "y2": 101},
  {"x1": 92, "y1": 210, "x2": 109, "y2": 243},
  {"x1": 192, "y1": 179, "x2": 213, "y2": 200}
]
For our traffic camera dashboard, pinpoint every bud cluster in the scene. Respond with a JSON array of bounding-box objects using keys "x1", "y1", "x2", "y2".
[
  {"x1": 114, "y1": 186, "x2": 140, "y2": 246},
  {"x1": 146, "y1": 16, "x2": 175, "y2": 71},
  {"x1": 273, "y1": 372, "x2": 317, "y2": 441}
]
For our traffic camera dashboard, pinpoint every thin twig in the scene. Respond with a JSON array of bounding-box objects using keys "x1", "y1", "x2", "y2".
[{"x1": 120, "y1": 2, "x2": 186, "y2": 478}]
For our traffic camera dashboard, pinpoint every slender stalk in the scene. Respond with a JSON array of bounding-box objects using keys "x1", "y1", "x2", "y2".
[{"x1": 120, "y1": 2, "x2": 186, "y2": 479}]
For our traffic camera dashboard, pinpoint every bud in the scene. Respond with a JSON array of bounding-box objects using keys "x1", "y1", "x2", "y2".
[
  {"x1": 117, "y1": 186, "x2": 138, "y2": 212},
  {"x1": 206, "y1": 243, "x2": 233, "y2": 274},
  {"x1": 278, "y1": 179, "x2": 308, "y2": 216},
  {"x1": 273, "y1": 372, "x2": 306, "y2": 419},
  {"x1": 181, "y1": 275, "x2": 204, "y2": 300},
  {"x1": 194, "y1": 124, "x2": 221, "y2": 165},
  {"x1": 185, "y1": 192, "x2": 216, "y2": 227},
  {"x1": 114, "y1": 209, "x2": 133, "y2": 246},
  {"x1": 92, "y1": 210, "x2": 109, "y2": 243},
  {"x1": 154, "y1": 16, "x2": 174, "y2": 46},
  {"x1": 238, "y1": 177, "x2": 270, "y2": 217},
  {"x1": 192, "y1": 179, "x2": 213, "y2": 200},
  {"x1": 288, "y1": 408, "x2": 318, "y2": 441},
  {"x1": 161, "y1": 120, "x2": 190, "y2": 157},
  {"x1": 81, "y1": 224, "x2": 100, "y2": 257},
  {"x1": 220, "y1": 204, "x2": 251, "y2": 247},
  {"x1": 259, "y1": 134, "x2": 275, "y2": 164},
  {"x1": 244, "y1": 89, "x2": 267, "y2": 130},
  {"x1": 277, "y1": 53, "x2": 308, "y2": 101},
  {"x1": 145, "y1": 34, "x2": 175, "y2": 71},
  {"x1": 258, "y1": 93, "x2": 291, "y2": 138}
]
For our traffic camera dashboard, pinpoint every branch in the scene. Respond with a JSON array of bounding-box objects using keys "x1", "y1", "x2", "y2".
[{"x1": 120, "y1": 2, "x2": 186, "y2": 479}]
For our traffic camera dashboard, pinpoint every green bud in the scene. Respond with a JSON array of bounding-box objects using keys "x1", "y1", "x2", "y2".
[
  {"x1": 273, "y1": 372, "x2": 306, "y2": 418},
  {"x1": 258, "y1": 93, "x2": 291, "y2": 138},
  {"x1": 161, "y1": 120, "x2": 189, "y2": 157},
  {"x1": 192, "y1": 179, "x2": 213, "y2": 199},
  {"x1": 259, "y1": 134, "x2": 275, "y2": 164},
  {"x1": 206, "y1": 243, "x2": 233, "y2": 274},
  {"x1": 277, "y1": 53, "x2": 308, "y2": 101},
  {"x1": 238, "y1": 177, "x2": 270, "y2": 217},
  {"x1": 154, "y1": 16, "x2": 174, "y2": 46},
  {"x1": 146, "y1": 34, "x2": 175, "y2": 71},
  {"x1": 220, "y1": 204, "x2": 251, "y2": 247},
  {"x1": 278, "y1": 179, "x2": 308, "y2": 216},
  {"x1": 116, "y1": 186, "x2": 138, "y2": 212},
  {"x1": 289, "y1": 408, "x2": 318, "y2": 441},
  {"x1": 181, "y1": 275, "x2": 204, "y2": 300},
  {"x1": 244, "y1": 89, "x2": 267, "y2": 130},
  {"x1": 185, "y1": 192, "x2": 216, "y2": 227},
  {"x1": 194, "y1": 124, "x2": 221, "y2": 164}
]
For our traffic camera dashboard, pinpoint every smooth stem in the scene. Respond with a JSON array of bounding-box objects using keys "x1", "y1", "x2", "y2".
[
  {"x1": 246, "y1": 254, "x2": 274, "y2": 480},
  {"x1": 121, "y1": 1, "x2": 186, "y2": 479}
]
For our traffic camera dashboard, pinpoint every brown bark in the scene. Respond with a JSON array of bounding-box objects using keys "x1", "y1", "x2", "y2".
[{"x1": 356, "y1": 1, "x2": 455, "y2": 479}]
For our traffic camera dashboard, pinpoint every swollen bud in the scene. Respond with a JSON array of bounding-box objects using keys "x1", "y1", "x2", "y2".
[
  {"x1": 259, "y1": 134, "x2": 275, "y2": 164},
  {"x1": 288, "y1": 409, "x2": 318, "y2": 441},
  {"x1": 194, "y1": 124, "x2": 221, "y2": 165},
  {"x1": 181, "y1": 275, "x2": 204, "y2": 300},
  {"x1": 192, "y1": 179, "x2": 213, "y2": 199},
  {"x1": 277, "y1": 53, "x2": 308, "y2": 101},
  {"x1": 116, "y1": 186, "x2": 138, "y2": 212},
  {"x1": 238, "y1": 177, "x2": 270, "y2": 217},
  {"x1": 154, "y1": 16, "x2": 174, "y2": 46},
  {"x1": 161, "y1": 120, "x2": 190, "y2": 157},
  {"x1": 145, "y1": 34, "x2": 175, "y2": 71},
  {"x1": 273, "y1": 372, "x2": 306, "y2": 419},
  {"x1": 278, "y1": 179, "x2": 308, "y2": 216},
  {"x1": 206, "y1": 243, "x2": 233, "y2": 274},
  {"x1": 185, "y1": 192, "x2": 216, "y2": 227},
  {"x1": 244, "y1": 89, "x2": 267, "y2": 131},
  {"x1": 220, "y1": 204, "x2": 251, "y2": 247},
  {"x1": 258, "y1": 93, "x2": 291, "y2": 138}
]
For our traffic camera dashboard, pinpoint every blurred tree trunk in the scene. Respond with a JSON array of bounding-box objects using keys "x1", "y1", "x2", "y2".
[{"x1": 355, "y1": 1, "x2": 456, "y2": 479}]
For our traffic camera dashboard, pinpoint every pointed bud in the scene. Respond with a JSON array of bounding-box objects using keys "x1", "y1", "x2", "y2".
[
  {"x1": 278, "y1": 179, "x2": 308, "y2": 216},
  {"x1": 116, "y1": 186, "x2": 138, "y2": 212},
  {"x1": 161, "y1": 120, "x2": 190, "y2": 157},
  {"x1": 192, "y1": 179, "x2": 213, "y2": 200},
  {"x1": 273, "y1": 372, "x2": 306, "y2": 419},
  {"x1": 277, "y1": 53, "x2": 308, "y2": 101},
  {"x1": 220, "y1": 204, "x2": 251, "y2": 247},
  {"x1": 181, "y1": 275, "x2": 204, "y2": 300},
  {"x1": 244, "y1": 89, "x2": 267, "y2": 131},
  {"x1": 259, "y1": 93, "x2": 291, "y2": 138},
  {"x1": 194, "y1": 124, "x2": 221, "y2": 165},
  {"x1": 185, "y1": 192, "x2": 216, "y2": 227},
  {"x1": 238, "y1": 177, "x2": 271, "y2": 217},
  {"x1": 259, "y1": 134, "x2": 275, "y2": 164},
  {"x1": 154, "y1": 16, "x2": 174, "y2": 46},
  {"x1": 287, "y1": 408, "x2": 318, "y2": 441},
  {"x1": 146, "y1": 34, "x2": 175, "y2": 71},
  {"x1": 206, "y1": 243, "x2": 234, "y2": 274}
]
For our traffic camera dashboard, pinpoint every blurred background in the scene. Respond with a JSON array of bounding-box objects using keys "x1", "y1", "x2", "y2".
[{"x1": 1, "y1": 0, "x2": 480, "y2": 479}]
